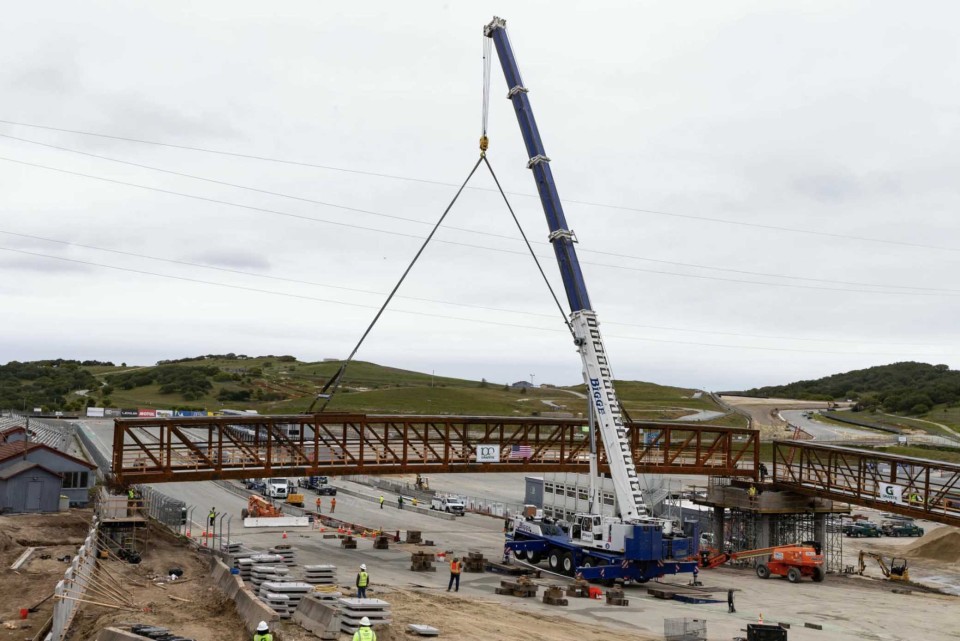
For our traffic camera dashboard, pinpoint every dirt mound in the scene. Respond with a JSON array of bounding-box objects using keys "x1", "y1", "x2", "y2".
[
  {"x1": 0, "y1": 530, "x2": 13, "y2": 552},
  {"x1": 902, "y1": 527, "x2": 960, "y2": 563}
]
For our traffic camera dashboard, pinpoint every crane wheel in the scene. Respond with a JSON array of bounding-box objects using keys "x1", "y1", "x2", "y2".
[
  {"x1": 561, "y1": 552, "x2": 575, "y2": 576},
  {"x1": 787, "y1": 567, "x2": 802, "y2": 583},
  {"x1": 528, "y1": 551, "x2": 542, "y2": 564},
  {"x1": 515, "y1": 549, "x2": 527, "y2": 561},
  {"x1": 547, "y1": 550, "x2": 562, "y2": 572},
  {"x1": 812, "y1": 566, "x2": 825, "y2": 582},
  {"x1": 756, "y1": 564, "x2": 771, "y2": 579}
]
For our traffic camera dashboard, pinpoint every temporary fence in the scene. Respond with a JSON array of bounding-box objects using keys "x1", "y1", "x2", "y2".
[
  {"x1": 49, "y1": 517, "x2": 99, "y2": 641},
  {"x1": 664, "y1": 617, "x2": 707, "y2": 641}
]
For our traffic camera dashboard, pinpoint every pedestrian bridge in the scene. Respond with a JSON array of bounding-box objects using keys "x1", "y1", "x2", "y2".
[{"x1": 110, "y1": 413, "x2": 759, "y2": 485}]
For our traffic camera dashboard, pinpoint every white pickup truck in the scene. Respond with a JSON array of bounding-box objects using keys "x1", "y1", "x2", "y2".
[{"x1": 431, "y1": 496, "x2": 466, "y2": 516}]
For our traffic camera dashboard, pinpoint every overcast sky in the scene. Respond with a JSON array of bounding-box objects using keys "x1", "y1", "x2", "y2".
[{"x1": 1, "y1": 1, "x2": 958, "y2": 391}]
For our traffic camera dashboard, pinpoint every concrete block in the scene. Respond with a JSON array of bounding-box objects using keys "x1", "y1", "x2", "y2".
[
  {"x1": 96, "y1": 628, "x2": 150, "y2": 641},
  {"x1": 408, "y1": 624, "x2": 440, "y2": 636},
  {"x1": 235, "y1": 586, "x2": 281, "y2": 632},
  {"x1": 293, "y1": 595, "x2": 342, "y2": 640}
]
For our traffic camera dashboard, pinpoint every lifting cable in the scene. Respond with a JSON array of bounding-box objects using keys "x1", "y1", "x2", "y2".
[
  {"x1": 308, "y1": 156, "x2": 484, "y2": 413},
  {"x1": 311, "y1": 37, "x2": 573, "y2": 413}
]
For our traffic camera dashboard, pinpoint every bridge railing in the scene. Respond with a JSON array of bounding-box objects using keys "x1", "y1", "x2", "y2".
[{"x1": 773, "y1": 440, "x2": 960, "y2": 527}]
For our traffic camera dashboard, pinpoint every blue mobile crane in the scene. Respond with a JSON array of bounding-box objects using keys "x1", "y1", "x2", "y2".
[{"x1": 485, "y1": 16, "x2": 698, "y2": 582}]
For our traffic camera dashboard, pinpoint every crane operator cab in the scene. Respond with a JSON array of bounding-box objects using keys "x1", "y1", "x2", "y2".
[{"x1": 572, "y1": 514, "x2": 604, "y2": 545}]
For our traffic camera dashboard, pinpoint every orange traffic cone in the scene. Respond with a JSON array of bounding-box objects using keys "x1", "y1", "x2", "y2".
[
  {"x1": 201, "y1": 529, "x2": 207, "y2": 538},
  {"x1": 185, "y1": 529, "x2": 191, "y2": 538},
  {"x1": 282, "y1": 531, "x2": 288, "y2": 539},
  {"x1": 202, "y1": 537, "x2": 207, "y2": 547}
]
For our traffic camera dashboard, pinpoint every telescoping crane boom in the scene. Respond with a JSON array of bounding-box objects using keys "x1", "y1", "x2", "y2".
[
  {"x1": 488, "y1": 17, "x2": 697, "y2": 583},
  {"x1": 484, "y1": 17, "x2": 647, "y2": 523}
]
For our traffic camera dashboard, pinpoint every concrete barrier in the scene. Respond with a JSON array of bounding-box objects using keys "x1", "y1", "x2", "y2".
[
  {"x1": 293, "y1": 595, "x2": 342, "y2": 640},
  {"x1": 209, "y1": 558, "x2": 279, "y2": 632},
  {"x1": 244, "y1": 516, "x2": 311, "y2": 528}
]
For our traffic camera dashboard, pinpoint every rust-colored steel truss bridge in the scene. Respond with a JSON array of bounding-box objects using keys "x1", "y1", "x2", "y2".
[
  {"x1": 773, "y1": 440, "x2": 960, "y2": 527},
  {"x1": 111, "y1": 414, "x2": 759, "y2": 485}
]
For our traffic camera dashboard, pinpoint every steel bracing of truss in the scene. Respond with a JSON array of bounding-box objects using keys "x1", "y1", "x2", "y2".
[
  {"x1": 774, "y1": 440, "x2": 960, "y2": 527},
  {"x1": 111, "y1": 414, "x2": 759, "y2": 485}
]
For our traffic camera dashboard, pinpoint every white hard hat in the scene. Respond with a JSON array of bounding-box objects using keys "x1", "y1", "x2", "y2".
[
  {"x1": 256, "y1": 621, "x2": 269, "y2": 632},
  {"x1": 360, "y1": 616, "x2": 371, "y2": 626},
  {"x1": 360, "y1": 563, "x2": 367, "y2": 570}
]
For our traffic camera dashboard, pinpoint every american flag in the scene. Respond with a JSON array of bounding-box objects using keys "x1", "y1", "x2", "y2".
[{"x1": 510, "y1": 444, "x2": 533, "y2": 459}]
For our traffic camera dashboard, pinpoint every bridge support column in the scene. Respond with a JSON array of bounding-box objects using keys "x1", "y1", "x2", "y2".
[
  {"x1": 814, "y1": 513, "x2": 827, "y2": 544},
  {"x1": 712, "y1": 507, "x2": 724, "y2": 550}
]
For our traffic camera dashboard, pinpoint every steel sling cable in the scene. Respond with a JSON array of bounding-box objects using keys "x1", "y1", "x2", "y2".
[
  {"x1": 309, "y1": 156, "x2": 485, "y2": 413},
  {"x1": 482, "y1": 155, "x2": 573, "y2": 336}
]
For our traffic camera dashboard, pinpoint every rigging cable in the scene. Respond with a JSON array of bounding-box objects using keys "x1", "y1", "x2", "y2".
[{"x1": 307, "y1": 156, "x2": 485, "y2": 413}]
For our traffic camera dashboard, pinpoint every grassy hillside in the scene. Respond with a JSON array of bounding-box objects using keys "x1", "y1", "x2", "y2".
[{"x1": 53, "y1": 354, "x2": 737, "y2": 421}]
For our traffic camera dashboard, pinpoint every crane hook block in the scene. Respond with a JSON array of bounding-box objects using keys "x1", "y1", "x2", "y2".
[{"x1": 479, "y1": 135, "x2": 489, "y2": 153}]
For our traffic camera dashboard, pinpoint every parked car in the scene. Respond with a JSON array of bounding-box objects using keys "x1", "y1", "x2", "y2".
[
  {"x1": 845, "y1": 522, "x2": 882, "y2": 538},
  {"x1": 244, "y1": 479, "x2": 266, "y2": 492},
  {"x1": 316, "y1": 485, "x2": 337, "y2": 496},
  {"x1": 298, "y1": 476, "x2": 330, "y2": 491},
  {"x1": 882, "y1": 521, "x2": 924, "y2": 537}
]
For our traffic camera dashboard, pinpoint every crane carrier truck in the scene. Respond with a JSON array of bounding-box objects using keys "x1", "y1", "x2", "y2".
[{"x1": 486, "y1": 16, "x2": 699, "y2": 582}]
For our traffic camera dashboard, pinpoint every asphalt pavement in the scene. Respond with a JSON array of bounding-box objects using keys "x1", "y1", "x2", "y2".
[{"x1": 780, "y1": 409, "x2": 875, "y2": 441}]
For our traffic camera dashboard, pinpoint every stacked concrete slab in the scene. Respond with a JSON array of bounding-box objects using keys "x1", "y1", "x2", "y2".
[
  {"x1": 269, "y1": 545, "x2": 297, "y2": 566},
  {"x1": 260, "y1": 591, "x2": 292, "y2": 619},
  {"x1": 339, "y1": 598, "x2": 391, "y2": 634},
  {"x1": 303, "y1": 564, "x2": 337, "y2": 585},
  {"x1": 293, "y1": 595, "x2": 342, "y2": 641},
  {"x1": 261, "y1": 581, "x2": 313, "y2": 615},
  {"x1": 250, "y1": 565, "x2": 290, "y2": 589},
  {"x1": 235, "y1": 553, "x2": 285, "y2": 580}
]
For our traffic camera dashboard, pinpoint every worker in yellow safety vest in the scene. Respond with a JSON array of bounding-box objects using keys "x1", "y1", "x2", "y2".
[
  {"x1": 447, "y1": 556, "x2": 463, "y2": 592},
  {"x1": 253, "y1": 620, "x2": 272, "y2": 641},
  {"x1": 356, "y1": 563, "x2": 369, "y2": 598},
  {"x1": 352, "y1": 616, "x2": 375, "y2": 641},
  {"x1": 379, "y1": 495, "x2": 384, "y2": 509}
]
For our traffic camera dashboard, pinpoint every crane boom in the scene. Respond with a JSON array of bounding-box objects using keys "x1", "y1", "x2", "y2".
[{"x1": 484, "y1": 16, "x2": 648, "y2": 521}]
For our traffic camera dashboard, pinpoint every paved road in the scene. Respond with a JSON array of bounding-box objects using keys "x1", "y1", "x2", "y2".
[{"x1": 780, "y1": 409, "x2": 876, "y2": 441}]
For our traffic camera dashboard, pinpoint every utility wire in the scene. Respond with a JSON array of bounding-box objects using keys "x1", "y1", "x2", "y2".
[
  {"x1": 0, "y1": 154, "x2": 954, "y2": 298},
  {"x1": 0, "y1": 228, "x2": 945, "y2": 348},
  {"x1": 483, "y1": 154, "x2": 571, "y2": 333},
  {"x1": 0, "y1": 244, "x2": 953, "y2": 358},
  {"x1": 311, "y1": 156, "x2": 485, "y2": 413},
  {"x1": 1, "y1": 117, "x2": 958, "y2": 254}
]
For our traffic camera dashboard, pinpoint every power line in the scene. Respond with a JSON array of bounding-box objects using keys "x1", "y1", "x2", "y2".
[
  {"x1": 0, "y1": 244, "x2": 952, "y2": 358},
  {"x1": 0, "y1": 154, "x2": 956, "y2": 299},
  {"x1": 2, "y1": 132, "x2": 953, "y2": 295},
  {"x1": 1, "y1": 117, "x2": 957, "y2": 254},
  {"x1": 1, "y1": 228, "x2": 945, "y2": 348},
  {"x1": 0, "y1": 228, "x2": 944, "y2": 347}
]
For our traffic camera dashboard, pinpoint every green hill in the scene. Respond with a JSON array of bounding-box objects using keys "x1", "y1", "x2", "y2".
[
  {"x1": 733, "y1": 361, "x2": 960, "y2": 416},
  {"x1": 0, "y1": 354, "x2": 739, "y2": 422}
]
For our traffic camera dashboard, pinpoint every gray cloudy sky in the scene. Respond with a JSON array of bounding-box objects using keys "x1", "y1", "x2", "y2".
[{"x1": 1, "y1": 1, "x2": 958, "y2": 391}]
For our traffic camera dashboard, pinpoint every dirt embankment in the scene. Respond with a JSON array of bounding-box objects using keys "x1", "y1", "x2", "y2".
[
  {"x1": 67, "y1": 522, "x2": 247, "y2": 641},
  {"x1": 899, "y1": 527, "x2": 960, "y2": 564},
  {"x1": 382, "y1": 588, "x2": 658, "y2": 641},
  {"x1": 0, "y1": 510, "x2": 95, "y2": 641}
]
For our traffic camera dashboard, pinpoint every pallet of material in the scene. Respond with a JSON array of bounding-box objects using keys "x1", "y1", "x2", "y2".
[
  {"x1": 495, "y1": 578, "x2": 539, "y2": 598},
  {"x1": 464, "y1": 551, "x2": 485, "y2": 573},
  {"x1": 484, "y1": 561, "x2": 541, "y2": 578},
  {"x1": 542, "y1": 586, "x2": 568, "y2": 606},
  {"x1": 606, "y1": 585, "x2": 629, "y2": 606}
]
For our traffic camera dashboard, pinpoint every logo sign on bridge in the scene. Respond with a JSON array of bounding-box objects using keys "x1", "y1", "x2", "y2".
[
  {"x1": 879, "y1": 482, "x2": 904, "y2": 504},
  {"x1": 476, "y1": 444, "x2": 500, "y2": 463}
]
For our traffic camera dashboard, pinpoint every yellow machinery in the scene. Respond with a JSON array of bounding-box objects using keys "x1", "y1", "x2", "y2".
[
  {"x1": 858, "y1": 551, "x2": 910, "y2": 582},
  {"x1": 286, "y1": 490, "x2": 305, "y2": 507}
]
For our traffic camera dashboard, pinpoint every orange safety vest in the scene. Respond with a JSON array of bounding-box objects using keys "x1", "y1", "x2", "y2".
[{"x1": 450, "y1": 560, "x2": 461, "y2": 574}]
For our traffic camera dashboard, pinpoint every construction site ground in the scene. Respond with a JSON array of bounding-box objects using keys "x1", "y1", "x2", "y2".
[{"x1": 75, "y1": 421, "x2": 960, "y2": 641}]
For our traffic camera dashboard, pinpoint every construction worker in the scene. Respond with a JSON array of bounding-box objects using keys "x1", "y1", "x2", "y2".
[
  {"x1": 412, "y1": 497, "x2": 418, "y2": 507},
  {"x1": 208, "y1": 507, "x2": 217, "y2": 528},
  {"x1": 727, "y1": 589, "x2": 736, "y2": 613},
  {"x1": 398, "y1": 495, "x2": 404, "y2": 510},
  {"x1": 254, "y1": 621, "x2": 272, "y2": 641},
  {"x1": 315, "y1": 497, "x2": 322, "y2": 514},
  {"x1": 379, "y1": 495, "x2": 384, "y2": 509},
  {"x1": 127, "y1": 488, "x2": 135, "y2": 501},
  {"x1": 330, "y1": 497, "x2": 337, "y2": 513},
  {"x1": 356, "y1": 563, "x2": 369, "y2": 598},
  {"x1": 352, "y1": 616, "x2": 375, "y2": 641},
  {"x1": 747, "y1": 485, "x2": 758, "y2": 505},
  {"x1": 759, "y1": 462, "x2": 769, "y2": 483},
  {"x1": 447, "y1": 556, "x2": 463, "y2": 592}
]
